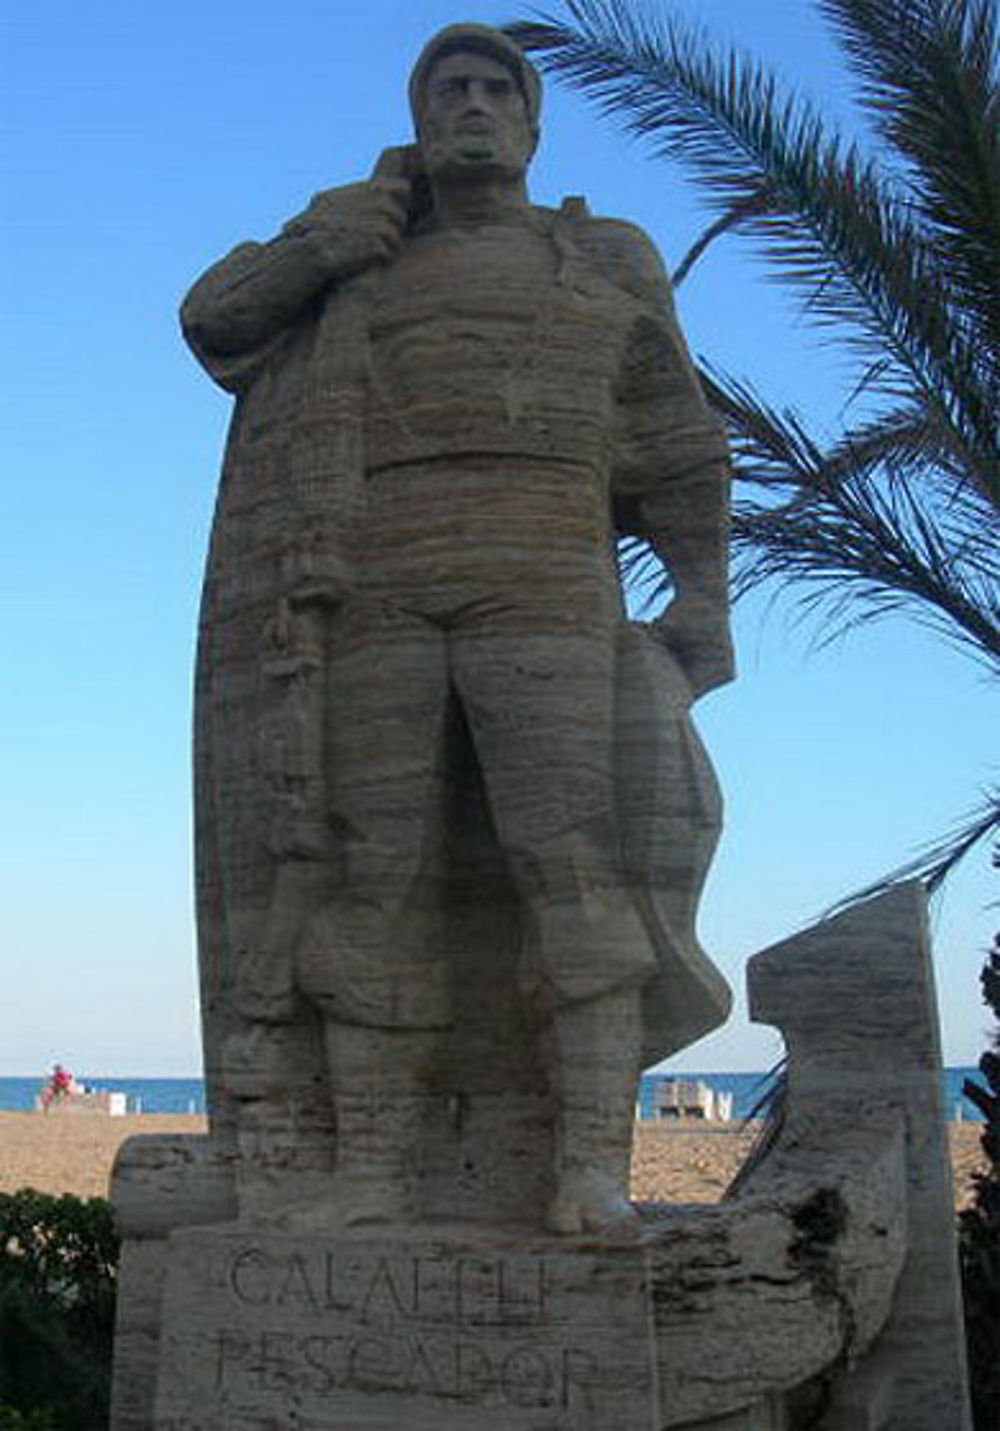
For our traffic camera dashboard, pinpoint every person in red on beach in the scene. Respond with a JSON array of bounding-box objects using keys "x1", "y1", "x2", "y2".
[{"x1": 40, "y1": 1063, "x2": 75, "y2": 1111}]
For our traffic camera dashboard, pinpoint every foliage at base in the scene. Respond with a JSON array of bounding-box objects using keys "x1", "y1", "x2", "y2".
[
  {"x1": 0, "y1": 1190, "x2": 119, "y2": 1430},
  {"x1": 0, "y1": 1412, "x2": 57, "y2": 1431},
  {"x1": 960, "y1": 929, "x2": 1000, "y2": 1431}
]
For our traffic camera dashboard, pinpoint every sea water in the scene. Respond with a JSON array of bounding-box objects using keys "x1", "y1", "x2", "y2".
[
  {"x1": 0, "y1": 1076, "x2": 206, "y2": 1114},
  {"x1": 0, "y1": 1069, "x2": 985, "y2": 1119}
]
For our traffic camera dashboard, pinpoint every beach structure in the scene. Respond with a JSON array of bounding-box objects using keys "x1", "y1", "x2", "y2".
[
  {"x1": 651, "y1": 1077, "x2": 734, "y2": 1121},
  {"x1": 36, "y1": 1087, "x2": 128, "y2": 1116},
  {"x1": 109, "y1": 23, "x2": 970, "y2": 1429}
]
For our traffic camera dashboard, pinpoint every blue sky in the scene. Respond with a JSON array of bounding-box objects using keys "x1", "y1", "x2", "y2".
[{"x1": 2, "y1": 0, "x2": 996, "y2": 1076}]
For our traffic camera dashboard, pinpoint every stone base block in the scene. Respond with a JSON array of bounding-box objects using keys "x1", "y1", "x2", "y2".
[{"x1": 153, "y1": 1228, "x2": 659, "y2": 1430}]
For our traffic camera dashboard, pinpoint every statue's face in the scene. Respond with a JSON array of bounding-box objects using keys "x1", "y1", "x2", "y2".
[{"x1": 417, "y1": 51, "x2": 536, "y2": 182}]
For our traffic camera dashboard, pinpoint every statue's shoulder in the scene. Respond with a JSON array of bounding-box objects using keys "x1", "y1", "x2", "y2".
[{"x1": 552, "y1": 201, "x2": 673, "y2": 311}]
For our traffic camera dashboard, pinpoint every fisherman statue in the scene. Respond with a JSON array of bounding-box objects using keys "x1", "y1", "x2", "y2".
[{"x1": 182, "y1": 22, "x2": 733, "y2": 1238}]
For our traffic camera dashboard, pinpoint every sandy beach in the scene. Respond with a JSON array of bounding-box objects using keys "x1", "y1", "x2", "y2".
[{"x1": 0, "y1": 1111, "x2": 987, "y2": 1210}]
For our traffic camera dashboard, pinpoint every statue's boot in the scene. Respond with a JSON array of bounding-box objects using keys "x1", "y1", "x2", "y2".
[
  {"x1": 281, "y1": 1022, "x2": 431, "y2": 1232},
  {"x1": 545, "y1": 986, "x2": 643, "y2": 1238}
]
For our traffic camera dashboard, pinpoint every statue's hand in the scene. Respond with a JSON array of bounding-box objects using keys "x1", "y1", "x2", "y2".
[
  {"x1": 648, "y1": 592, "x2": 734, "y2": 698},
  {"x1": 280, "y1": 533, "x2": 351, "y2": 611},
  {"x1": 287, "y1": 177, "x2": 411, "y2": 279}
]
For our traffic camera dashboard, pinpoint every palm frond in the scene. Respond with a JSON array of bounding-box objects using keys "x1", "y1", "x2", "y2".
[
  {"x1": 821, "y1": 405, "x2": 966, "y2": 490},
  {"x1": 724, "y1": 1058, "x2": 788, "y2": 1199},
  {"x1": 509, "y1": 2, "x2": 1000, "y2": 503},
  {"x1": 621, "y1": 360, "x2": 1000, "y2": 666},
  {"x1": 617, "y1": 533, "x2": 663, "y2": 610},
  {"x1": 672, "y1": 191, "x2": 771, "y2": 287},
  {"x1": 820, "y1": 0, "x2": 1000, "y2": 369},
  {"x1": 826, "y1": 791, "x2": 1000, "y2": 906},
  {"x1": 733, "y1": 486, "x2": 1000, "y2": 670},
  {"x1": 696, "y1": 367, "x2": 1000, "y2": 666}
]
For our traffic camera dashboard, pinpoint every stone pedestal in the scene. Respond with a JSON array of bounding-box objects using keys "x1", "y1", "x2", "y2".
[
  {"x1": 153, "y1": 1231, "x2": 656, "y2": 1430},
  {"x1": 113, "y1": 883, "x2": 971, "y2": 1431}
]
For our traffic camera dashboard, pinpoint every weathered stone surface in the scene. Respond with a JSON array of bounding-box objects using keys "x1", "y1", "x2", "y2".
[
  {"x1": 643, "y1": 1109, "x2": 907, "y2": 1426},
  {"x1": 178, "y1": 20, "x2": 732, "y2": 1241},
  {"x1": 111, "y1": 1242, "x2": 173, "y2": 1431},
  {"x1": 748, "y1": 882, "x2": 971, "y2": 1431},
  {"x1": 111, "y1": 1133, "x2": 236, "y2": 1240},
  {"x1": 114, "y1": 883, "x2": 971, "y2": 1430},
  {"x1": 154, "y1": 1231, "x2": 656, "y2": 1430},
  {"x1": 109, "y1": 1136, "x2": 237, "y2": 1431}
]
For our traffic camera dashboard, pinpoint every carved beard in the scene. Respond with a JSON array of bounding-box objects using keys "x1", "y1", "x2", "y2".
[{"x1": 417, "y1": 123, "x2": 535, "y2": 187}]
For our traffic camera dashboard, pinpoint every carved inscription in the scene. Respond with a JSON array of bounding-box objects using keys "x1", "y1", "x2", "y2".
[
  {"x1": 227, "y1": 1246, "x2": 548, "y2": 1323},
  {"x1": 215, "y1": 1326, "x2": 600, "y2": 1409},
  {"x1": 213, "y1": 1245, "x2": 600, "y2": 1412},
  {"x1": 155, "y1": 1235, "x2": 655, "y2": 1429}
]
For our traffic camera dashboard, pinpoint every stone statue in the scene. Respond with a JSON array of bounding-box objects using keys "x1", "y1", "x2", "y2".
[
  {"x1": 110, "y1": 37, "x2": 970, "y2": 1421},
  {"x1": 181, "y1": 23, "x2": 733, "y2": 1238}
]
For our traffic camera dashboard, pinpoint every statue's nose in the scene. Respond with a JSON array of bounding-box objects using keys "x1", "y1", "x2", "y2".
[{"x1": 462, "y1": 82, "x2": 493, "y2": 112}]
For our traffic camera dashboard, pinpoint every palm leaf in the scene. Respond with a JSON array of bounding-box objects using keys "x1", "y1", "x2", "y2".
[
  {"x1": 621, "y1": 361, "x2": 1000, "y2": 666},
  {"x1": 820, "y1": 0, "x2": 1000, "y2": 369},
  {"x1": 509, "y1": 2, "x2": 999, "y2": 503},
  {"x1": 826, "y1": 790, "x2": 1000, "y2": 904},
  {"x1": 711, "y1": 374, "x2": 1000, "y2": 666}
]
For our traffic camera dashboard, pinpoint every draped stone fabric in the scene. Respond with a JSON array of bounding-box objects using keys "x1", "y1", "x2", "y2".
[{"x1": 184, "y1": 197, "x2": 731, "y2": 1146}]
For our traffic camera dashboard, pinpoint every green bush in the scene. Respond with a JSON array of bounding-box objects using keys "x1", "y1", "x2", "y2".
[
  {"x1": 0, "y1": 1190, "x2": 118, "y2": 1430},
  {"x1": 0, "y1": 1412, "x2": 57, "y2": 1431},
  {"x1": 960, "y1": 931, "x2": 1000, "y2": 1431}
]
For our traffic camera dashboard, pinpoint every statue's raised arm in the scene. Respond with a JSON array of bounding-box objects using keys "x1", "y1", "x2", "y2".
[{"x1": 181, "y1": 169, "x2": 413, "y2": 389}]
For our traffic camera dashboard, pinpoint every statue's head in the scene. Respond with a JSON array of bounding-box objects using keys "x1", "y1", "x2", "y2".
[{"x1": 409, "y1": 24, "x2": 541, "y2": 183}]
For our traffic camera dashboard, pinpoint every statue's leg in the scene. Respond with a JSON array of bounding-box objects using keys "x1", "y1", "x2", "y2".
[
  {"x1": 545, "y1": 986, "x2": 643, "y2": 1236},
  {"x1": 296, "y1": 599, "x2": 452, "y2": 1025},
  {"x1": 451, "y1": 611, "x2": 650, "y2": 1235},
  {"x1": 285, "y1": 601, "x2": 451, "y2": 1229},
  {"x1": 293, "y1": 1021, "x2": 434, "y2": 1229}
]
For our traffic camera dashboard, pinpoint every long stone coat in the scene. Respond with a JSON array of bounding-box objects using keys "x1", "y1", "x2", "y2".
[{"x1": 182, "y1": 193, "x2": 732, "y2": 1145}]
